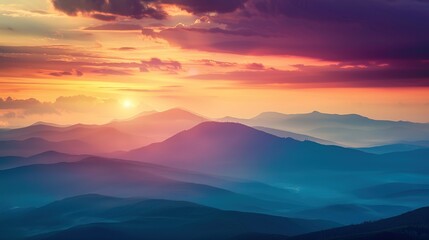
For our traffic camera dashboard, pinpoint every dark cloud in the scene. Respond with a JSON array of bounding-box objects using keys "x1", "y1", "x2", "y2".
[
  {"x1": 91, "y1": 13, "x2": 117, "y2": 21},
  {"x1": 52, "y1": 0, "x2": 247, "y2": 21},
  {"x1": 141, "y1": 28, "x2": 158, "y2": 38},
  {"x1": 146, "y1": 0, "x2": 429, "y2": 62},
  {"x1": 190, "y1": 60, "x2": 429, "y2": 88},
  {"x1": 51, "y1": 0, "x2": 167, "y2": 20}
]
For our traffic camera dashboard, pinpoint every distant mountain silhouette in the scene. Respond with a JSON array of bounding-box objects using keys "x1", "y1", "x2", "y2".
[
  {"x1": 107, "y1": 108, "x2": 207, "y2": 142},
  {"x1": 220, "y1": 111, "x2": 429, "y2": 147},
  {"x1": 0, "y1": 194, "x2": 337, "y2": 240},
  {"x1": 254, "y1": 126, "x2": 338, "y2": 145},
  {"x1": 0, "y1": 138, "x2": 94, "y2": 157},
  {"x1": 289, "y1": 206, "x2": 429, "y2": 240},
  {"x1": 0, "y1": 108, "x2": 207, "y2": 153},
  {"x1": 0, "y1": 151, "x2": 88, "y2": 170},
  {"x1": 357, "y1": 143, "x2": 426, "y2": 154}
]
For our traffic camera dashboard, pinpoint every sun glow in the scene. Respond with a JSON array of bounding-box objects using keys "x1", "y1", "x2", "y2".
[{"x1": 122, "y1": 99, "x2": 134, "y2": 109}]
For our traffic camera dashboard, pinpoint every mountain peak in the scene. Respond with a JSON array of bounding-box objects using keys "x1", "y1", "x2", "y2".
[{"x1": 142, "y1": 108, "x2": 207, "y2": 121}]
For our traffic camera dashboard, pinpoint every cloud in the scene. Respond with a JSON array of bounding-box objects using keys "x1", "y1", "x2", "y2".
[
  {"x1": 0, "y1": 97, "x2": 58, "y2": 115},
  {"x1": 51, "y1": 0, "x2": 246, "y2": 21},
  {"x1": 189, "y1": 60, "x2": 429, "y2": 88},
  {"x1": 0, "y1": 95, "x2": 153, "y2": 127},
  {"x1": 54, "y1": 95, "x2": 117, "y2": 113},
  {"x1": 197, "y1": 59, "x2": 236, "y2": 67},
  {"x1": 51, "y1": 0, "x2": 167, "y2": 21},
  {"x1": 115, "y1": 47, "x2": 137, "y2": 51},
  {"x1": 140, "y1": 58, "x2": 182, "y2": 73},
  {"x1": 144, "y1": 0, "x2": 429, "y2": 62},
  {"x1": 85, "y1": 23, "x2": 142, "y2": 31},
  {"x1": 245, "y1": 63, "x2": 270, "y2": 70},
  {"x1": 0, "y1": 45, "x2": 182, "y2": 77},
  {"x1": 49, "y1": 69, "x2": 83, "y2": 77},
  {"x1": 0, "y1": 95, "x2": 129, "y2": 116},
  {"x1": 162, "y1": 0, "x2": 247, "y2": 14}
]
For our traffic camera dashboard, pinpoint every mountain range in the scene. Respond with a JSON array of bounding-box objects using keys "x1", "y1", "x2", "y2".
[
  {"x1": 221, "y1": 111, "x2": 429, "y2": 147},
  {"x1": 1, "y1": 108, "x2": 429, "y2": 239}
]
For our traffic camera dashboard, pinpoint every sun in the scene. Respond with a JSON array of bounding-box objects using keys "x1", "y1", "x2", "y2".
[{"x1": 122, "y1": 99, "x2": 134, "y2": 109}]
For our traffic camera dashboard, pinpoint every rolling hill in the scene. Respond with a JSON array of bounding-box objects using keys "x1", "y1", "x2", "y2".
[
  {"x1": 0, "y1": 157, "x2": 297, "y2": 214},
  {"x1": 0, "y1": 194, "x2": 337, "y2": 240}
]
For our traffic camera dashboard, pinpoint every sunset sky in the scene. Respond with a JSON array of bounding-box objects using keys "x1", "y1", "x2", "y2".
[{"x1": 1, "y1": 0, "x2": 429, "y2": 127}]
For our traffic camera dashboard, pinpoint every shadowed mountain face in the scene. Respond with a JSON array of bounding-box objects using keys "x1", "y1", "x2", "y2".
[
  {"x1": 221, "y1": 111, "x2": 429, "y2": 147},
  {"x1": 0, "y1": 194, "x2": 337, "y2": 240},
  {"x1": 123, "y1": 122, "x2": 377, "y2": 181},
  {"x1": 289, "y1": 206, "x2": 429, "y2": 240}
]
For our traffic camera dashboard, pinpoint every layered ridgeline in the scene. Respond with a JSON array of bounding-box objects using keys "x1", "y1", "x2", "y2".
[
  {"x1": 0, "y1": 194, "x2": 338, "y2": 240},
  {"x1": 121, "y1": 121, "x2": 429, "y2": 223},
  {"x1": 1, "y1": 194, "x2": 428, "y2": 240},
  {"x1": 2, "y1": 108, "x2": 428, "y2": 155},
  {"x1": 1, "y1": 109, "x2": 429, "y2": 233},
  {"x1": 122, "y1": 121, "x2": 429, "y2": 179},
  {"x1": 220, "y1": 111, "x2": 429, "y2": 147},
  {"x1": 0, "y1": 154, "x2": 309, "y2": 216},
  {"x1": 0, "y1": 109, "x2": 207, "y2": 155}
]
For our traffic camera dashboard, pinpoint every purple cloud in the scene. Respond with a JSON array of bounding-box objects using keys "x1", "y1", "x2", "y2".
[
  {"x1": 52, "y1": 0, "x2": 167, "y2": 20},
  {"x1": 140, "y1": 58, "x2": 182, "y2": 73}
]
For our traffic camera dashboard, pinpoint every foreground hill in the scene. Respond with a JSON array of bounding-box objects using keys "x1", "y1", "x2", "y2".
[
  {"x1": 0, "y1": 194, "x2": 337, "y2": 240},
  {"x1": 290, "y1": 206, "x2": 429, "y2": 240}
]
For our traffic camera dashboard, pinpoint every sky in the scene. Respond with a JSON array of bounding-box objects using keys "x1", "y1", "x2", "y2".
[{"x1": 1, "y1": 0, "x2": 429, "y2": 127}]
